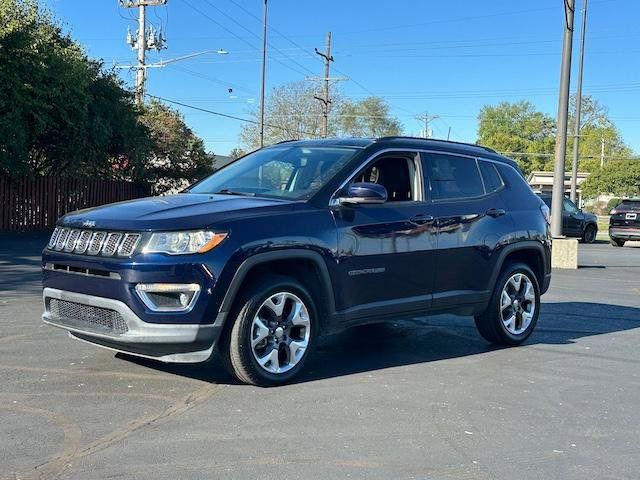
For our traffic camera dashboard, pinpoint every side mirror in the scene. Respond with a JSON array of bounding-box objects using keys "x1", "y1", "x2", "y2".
[{"x1": 338, "y1": 182, "x2": 387, "y2": 205}]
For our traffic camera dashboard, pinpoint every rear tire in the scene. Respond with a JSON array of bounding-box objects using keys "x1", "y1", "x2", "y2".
[
  {"x1": 610, "y1": 238, "x2": 625, "y2": 247},
  {"x1": 582, "y1": 224, "x2": 597, "y2": 244},
  {"x1": 474, "y1": 262, "x2": 540, "y2": 346},
  {"x1": 218, "y1": 275, "x2": 317, "y2": 387}
]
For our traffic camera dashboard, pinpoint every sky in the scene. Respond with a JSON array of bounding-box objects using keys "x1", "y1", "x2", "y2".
[{"x1": 44, "y1": 0, "x2": 640, "y2": 156}]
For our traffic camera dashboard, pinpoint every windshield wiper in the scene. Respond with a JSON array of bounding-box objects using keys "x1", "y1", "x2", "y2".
[{"x1": 214, "y1": 188, "x2": 255, "y2": 197}]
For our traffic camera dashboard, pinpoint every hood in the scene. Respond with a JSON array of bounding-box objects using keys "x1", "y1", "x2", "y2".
[{"x1": 60, "y1": 194, "x2": 298, "y2": 231}]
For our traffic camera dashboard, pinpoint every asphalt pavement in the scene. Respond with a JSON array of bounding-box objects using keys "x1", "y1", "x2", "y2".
[{"x1": 1, "y1": 233, "x2": 639, "y2": 480}]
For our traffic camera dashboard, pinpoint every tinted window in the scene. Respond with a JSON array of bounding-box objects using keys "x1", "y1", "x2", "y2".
[
  {"x1": 563, "y1": 198, "x2": 579, "y2": 213},
  {"x1": 425, "y1": 154, "x2": 484, "y2": 200},
  {"x1": 478, "y1": 160, "x2": 504, "y2": 193}
]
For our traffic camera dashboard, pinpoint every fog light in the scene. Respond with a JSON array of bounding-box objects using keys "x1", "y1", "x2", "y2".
[{"x1": 135, "y1": 283, "x2": 201, "y2": 312}]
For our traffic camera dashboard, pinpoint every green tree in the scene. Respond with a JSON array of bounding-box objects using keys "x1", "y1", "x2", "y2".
[
  {"x1": 0, "y1": 0, "x2": 149, "y2": 177},
  {"x1": 228, "y1": 147, "x2": 247, "y2": 160},
  {"x1": 476, "y1": 101, "x2": 555, "y2": 174},
  {"x1": 567, "y1": 95, "x2": 633, "y2": 172},
  {"x1": 335, "y1": 97, "x2": 402, "y2": 137},
  {"x1": 580, "y1": 160, "x2": 640, "y2": 198},
  {"x1": 138, "y1": 101, "x2": 213, "y2": 194}
]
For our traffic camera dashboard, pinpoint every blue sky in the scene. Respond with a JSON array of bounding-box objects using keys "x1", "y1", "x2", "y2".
[{"x1": 45, "y1": 0, "x2": 639, "y2": 155}]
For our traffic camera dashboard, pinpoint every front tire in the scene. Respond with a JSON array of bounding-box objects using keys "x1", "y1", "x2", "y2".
[
  {"x1": 610, "y1": 238, "x2": 625, "y2": 247},
  {"x1": 582, "y1": 224, "x2": 597, "y2": 244},
  {"x1": 474, "y1": 262, "x2": 540, "y2": 346},
  {"x1": 219, "y1": 276, "x2": 316, "y2": 386}
]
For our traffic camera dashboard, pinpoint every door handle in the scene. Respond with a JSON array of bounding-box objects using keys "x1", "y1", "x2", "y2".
[
  {"x1": 409, "y1": 214, "x2": 434, "y2": 225},
  {"x1": 486, "y1": 208, "x2": 506, "y2": 218}
]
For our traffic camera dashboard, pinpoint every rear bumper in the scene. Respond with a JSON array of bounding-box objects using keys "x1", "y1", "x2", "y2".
[
  {"x1": 42, "y1": 288, "x2": 223, "y2": 363},
  {"x1": 609, "y1": 227, "x2": 640, "y2": 240}
]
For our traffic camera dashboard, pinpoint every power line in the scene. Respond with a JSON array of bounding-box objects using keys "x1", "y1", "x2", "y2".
[
  {"x1": 170, "y1": 64, "x2": 256, "y2": 95},
  {"x1": 146, "y1": 93, "x2": 317, "y2": 136},
  {"x1": 182, "y1": 0, "x2": 310, "y2": 77},
  {"x1": 199, "y1": 0, "x2": 317, "y2": 77}
]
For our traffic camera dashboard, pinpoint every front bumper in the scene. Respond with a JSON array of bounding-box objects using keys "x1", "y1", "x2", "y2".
[
  {"x1": 609, "y1": 227, "x2": 640, "y2": 240},
  {"x1": 42, "y1": 288, "x2": 222, "y2": 363}
]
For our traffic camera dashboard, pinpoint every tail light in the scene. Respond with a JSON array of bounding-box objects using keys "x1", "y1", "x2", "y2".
[{"x1": 610, "y1": 209, "x2": 620, "y2": 215}]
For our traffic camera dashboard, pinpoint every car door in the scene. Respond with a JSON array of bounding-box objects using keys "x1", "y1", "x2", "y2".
[
  {"x1": 562, "y1": 197, "x2": 583, "y2": 236},
  {"x1": 421, "y1": 152, "x2": 514, "y2": 310},
  {"x1": 331, "y1": 151, "x2": 437, "y2": 321}
]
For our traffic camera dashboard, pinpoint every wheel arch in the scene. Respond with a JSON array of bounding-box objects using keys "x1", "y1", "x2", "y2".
[
  {"x1": 218, "y1": 250, "x2": 336, "y2": 334},
  {"x1": 490, "y1": 242, "x2": 548, "y2": 295}
]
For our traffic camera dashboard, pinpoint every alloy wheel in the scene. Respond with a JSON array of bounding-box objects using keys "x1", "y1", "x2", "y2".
[
  {"x1": 250, "y1": 292, "x2": 311, "y2": 374},
  {"x1": 500, "y1": 273, "x2": 536, "y2": 335}
]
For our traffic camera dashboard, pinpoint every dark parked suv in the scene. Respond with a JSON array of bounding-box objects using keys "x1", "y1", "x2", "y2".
[
  {"x1": 536, "y1": 193, "x2": 598, "y2": 243},
  {"x1": 609, "y1": 199, "x2": 640, "y2": 246},
  {"x1": 42, "y1": 137, "x2": 551, "y2": 386}
]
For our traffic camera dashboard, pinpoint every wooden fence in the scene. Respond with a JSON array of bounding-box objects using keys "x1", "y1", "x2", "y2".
[{"x1": 0, "y1": 176, "x2": 151, "y2": 231}]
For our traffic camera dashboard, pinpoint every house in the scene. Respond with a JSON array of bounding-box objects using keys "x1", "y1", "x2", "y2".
[{"x1": 527, "y1": 171, "x2": 590, "y2": 206}]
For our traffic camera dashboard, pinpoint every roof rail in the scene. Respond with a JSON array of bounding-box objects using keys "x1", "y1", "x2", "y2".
[{"x1": 375, "y1": 136, "x2": 497, "y2": 154}]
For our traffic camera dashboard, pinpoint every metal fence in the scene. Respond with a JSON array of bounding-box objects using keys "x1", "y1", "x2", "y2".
[{"x1": 0, "y1": 176, "x2": 150, "y2": 231}]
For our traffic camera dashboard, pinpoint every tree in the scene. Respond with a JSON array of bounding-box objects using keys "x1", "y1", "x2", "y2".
[
  {"x1": 0, "y1": 0, "x2": 149, "y2": 178},
  {"x1": 228, "y1": 147, "x2": 247, "y2": 160},
  {"x1": 239, "y1": 81, "x2": 328, "y2": 149},
  {"x1": 476, "y1": 97, "x2": 633, "y2": 175},
  {"x1": 239, "y1": 81, "x2": 402, "y2": 149},
  {"x1": 567, "y1": 95, "x2": 633, "y2": 173},
  {"x1": 476, "y1": 101, "x2": 555, "y2": 174},
  {"x1": 0, "y1": 0, "x2": 213, "y2": 193},
  {"x1": 580, "y1": 160, "x2": 640, "y2": 198},
  {"x1": 138, "y1": 101, "x2": 213, "y2": 194},
  {"x1": 335, "y1": 97, "x2": 402, "y2": 137}
]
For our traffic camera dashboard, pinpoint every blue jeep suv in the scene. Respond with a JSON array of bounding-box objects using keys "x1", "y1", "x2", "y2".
[{"x1": 42, "y1": 137, "x2": 551, "y2": 386}]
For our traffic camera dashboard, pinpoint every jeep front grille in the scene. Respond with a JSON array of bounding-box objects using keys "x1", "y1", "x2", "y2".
[
  {"x1": 49, "y1": 228, "x2": 141, "y2": 257},
  {"x1": 48, "y1": 298, "x2": 128, "y2": 334},
  {"x1": 102, "y1": 233, "x2": 123, "y2": 256}
]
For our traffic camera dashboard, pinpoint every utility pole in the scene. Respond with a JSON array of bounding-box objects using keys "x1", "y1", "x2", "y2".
[
  {"x1": 416, "y1": 112, "x2": 439, "y2": 138},
  {"x1": 447, "y1": 126, "x2": 452, "y2": 141},
  {"x1": 259, "y1": 0, "x2": 268, "y2": 148},
  {"x1": 121, "y1": 0, "x2": 167, "y2": 105},
  {"x1": 600, "y1": 137, "x2": 605, "y2": 168},
  {"x1": 570, "y1": 0, "x2": 588, "y2": 203},
  {"x1": 314, "y1": 32, "x2": 334, "y2": 138},
  {"x1": 550, "y1": 0, "x2": 575, "y2": 238}
]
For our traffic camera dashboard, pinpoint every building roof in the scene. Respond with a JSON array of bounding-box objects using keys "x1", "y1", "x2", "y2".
[{"x1": 527, "y1": 170, "x2": 590, "y2": 187}]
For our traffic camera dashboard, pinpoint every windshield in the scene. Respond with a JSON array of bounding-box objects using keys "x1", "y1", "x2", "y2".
[{"x1": 189, "y1": 146, "x2": 359, "y2": 200}]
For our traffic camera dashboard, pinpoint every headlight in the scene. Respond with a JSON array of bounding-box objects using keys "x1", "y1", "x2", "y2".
[{"x1": 143, "y1": 230, "x2": 227, "y2": 255}]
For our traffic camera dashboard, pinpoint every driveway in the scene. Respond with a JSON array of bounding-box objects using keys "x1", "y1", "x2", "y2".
[{"x1": 1, "y1": 234, "x2": 639, "y2": 479}]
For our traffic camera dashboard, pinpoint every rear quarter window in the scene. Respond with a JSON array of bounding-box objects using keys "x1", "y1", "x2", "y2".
[{"x1": 478, "y1": 160, "x2": 504, "y2": 193}]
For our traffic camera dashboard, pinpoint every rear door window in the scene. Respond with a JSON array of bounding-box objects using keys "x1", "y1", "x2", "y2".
[{"x1": 424, "y1": 153, "x2": 485, "y2": 201}]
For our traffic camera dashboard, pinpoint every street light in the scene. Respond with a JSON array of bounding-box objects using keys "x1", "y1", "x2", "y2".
[{"x1": 115, "y1": 48, "x2": 229, "y2": 70}]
